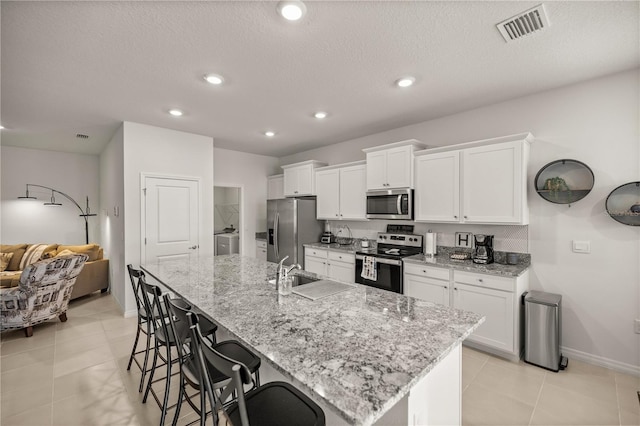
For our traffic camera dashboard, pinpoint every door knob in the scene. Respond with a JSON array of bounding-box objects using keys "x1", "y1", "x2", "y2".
[{"x1": 188, "y1": 245, "x2": 198, "y2": 250}]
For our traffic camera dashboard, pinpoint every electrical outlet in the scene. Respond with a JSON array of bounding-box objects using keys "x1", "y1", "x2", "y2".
[{"x1": 635, "y1": 319, "x2": 640, "y2": 334}]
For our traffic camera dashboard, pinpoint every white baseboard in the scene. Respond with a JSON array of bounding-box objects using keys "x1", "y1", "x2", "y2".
[{"x1": 561, "y1": 346, "x2": 640, "y2": 377}]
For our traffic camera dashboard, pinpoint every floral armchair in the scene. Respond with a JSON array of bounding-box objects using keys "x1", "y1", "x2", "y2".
[{"x1": 0, "y1": 253, "x2": 88, "y2": 337}]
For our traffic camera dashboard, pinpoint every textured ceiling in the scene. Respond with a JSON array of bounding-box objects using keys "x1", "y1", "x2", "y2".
[{"x1": 1, "y1": 1, "x2": 638, "y2": 157}]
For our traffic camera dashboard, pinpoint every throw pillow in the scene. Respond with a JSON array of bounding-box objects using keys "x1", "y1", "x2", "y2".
[
  {"x1": 19, "y1": 244, "x2": 56, "y2": 270},
  {"x1": 0, "y1": 252, "x2": 14, "y2": 272},
  {"x1": 56, "y1": 244, "x2": 100, "y2": 262},
  {"x1": 0, "y1": 244, "x2": 27, "y2": 271},
  {"x1": 55, "y1": 249, "x2": 75, "y2": 257}
]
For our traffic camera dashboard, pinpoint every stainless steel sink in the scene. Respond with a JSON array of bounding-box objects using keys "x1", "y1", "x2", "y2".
[{"x1": 268, "y1": 275, "x2": 319, "y2": 286}]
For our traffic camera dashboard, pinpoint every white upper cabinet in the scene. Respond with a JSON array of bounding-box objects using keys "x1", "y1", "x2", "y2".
[
  {"x1": 415, "y1": 151, "x2": 460, "y2": 222},
  {"x1": 462, "y1": 141, "x2": 527, "y2": 224},
  {"x1": 414, "y1": 133, "x2": 531, "y2": 225},
  {"x1": 282, "y1": 160, "x2": 327, "y2": 197},
  {"x1": 315, "y1": 162, "x2": 367, "y2": 220},
  {"x1": 363, "y1": 140, "x2": 427, "y2": 190},
  {"x1": 267, "y1": 174, "x2": 284, "y2": 200}
]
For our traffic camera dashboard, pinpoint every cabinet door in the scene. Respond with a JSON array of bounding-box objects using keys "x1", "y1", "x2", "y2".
[
  {"x1": 415, "y1": 151, "x2": 460, "y2": 222},
  {"x1": 386, "y1": 146, "x2": 412, "y2": 188},
  {"x1": 256, "y1": 247, "x2": 267, "y2": 260},
  {"x1": 296, "y1": 165, "x2": 314, "y2": 196},
  {"x1": 327, "y1": 260, "x2": 355, "y2": 283},
  {"x1": 404, "y1": 274, "x2": 450, "y2": 306},
  {"x1": 267, "y1": 175, "x2": 284, "y2": 200},
  {"x1": 315, "y1": 169, "x2": 340, "y2": 219},
  {"x1": 366, "y1": 151, "x2": 388, "y2": 190},
  {"x1": 304, "y1": 255, "x2": 326, "y2": 276},
  {"x1": 339, "y1": 165, "x2": 367, "y2": 220},
  {"x1": 462, "y1": 141, "x2": 524, "y2": 224},
  {"x1": 283, "y1": 168, "x2": 298, "y2": 197},
  {"x1": 452, "y1": 283, "x2": 514, "y2": 353}
]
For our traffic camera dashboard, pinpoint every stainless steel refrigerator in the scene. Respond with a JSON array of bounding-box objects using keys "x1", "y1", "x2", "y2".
[{"x1": 267, "y1": 198, "x2": 323, "y2": 268}]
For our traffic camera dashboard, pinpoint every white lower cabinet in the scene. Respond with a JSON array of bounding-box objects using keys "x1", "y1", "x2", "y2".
[
  {"x1": 404, "y1": 263, "x2": 529, "y2": 360},
  {"x1": 404, "y1": 264, "x2": 450, "y2": 306},
  {"x1": 256, "y1": 239, "x2": 267, "y2": 260},
  {"x1": 304, "y1": 248, "x2": 355, "y2": 283}
]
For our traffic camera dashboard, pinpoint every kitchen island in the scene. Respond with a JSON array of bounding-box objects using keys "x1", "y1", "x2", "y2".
[{"x1": 142, "y1": 255, "x2": 483, "y2": 426}]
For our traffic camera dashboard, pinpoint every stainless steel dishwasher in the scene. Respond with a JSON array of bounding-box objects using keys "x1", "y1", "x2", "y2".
[{"x1": 524, "y1": 290, "x2": 568, "y2": 372}]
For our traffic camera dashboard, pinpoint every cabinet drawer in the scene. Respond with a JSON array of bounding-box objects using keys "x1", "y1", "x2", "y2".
[
  {"x1": 256, "y1": 240, "x2": 267, "y2": 248},
  {"x1": 305, "y1": 248, "x2": 327, "y2": 258},
  {"x1": 453, "y1": 270, "x2": 513, "y2": 292},
  {"x1": 404, "y1": 263, "x2": 450, "y2": 281},
  {"x1": 328, "y1": 251, "x2": 354, "y2": 264}
]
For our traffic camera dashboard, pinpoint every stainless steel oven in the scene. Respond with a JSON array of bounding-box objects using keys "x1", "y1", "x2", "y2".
[
  {"x1": 355, "y1": 229, "x2": 423, "y2": 294},
  {"x1": 366, "y1": 189, "x2": 413, "y2": 220},
  {"x1": 355, "y1": 254, "x2": 404, "y2": 293}
]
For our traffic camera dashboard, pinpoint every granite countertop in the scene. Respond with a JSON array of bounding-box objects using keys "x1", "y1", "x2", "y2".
[
  {"x1": 303, "y1": 242, "x2": 359, "y2": 253},
  {"x1": 404, "y1": 247, "x2": 530, "y2": 277},
  {"x1": 142, "y1": 255, "x2": 483, "y2": 426}
]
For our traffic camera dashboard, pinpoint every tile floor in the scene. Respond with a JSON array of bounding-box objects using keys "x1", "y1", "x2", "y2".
[{"x1": 0, "y1": 292, "x2": 638, "y2": 426}]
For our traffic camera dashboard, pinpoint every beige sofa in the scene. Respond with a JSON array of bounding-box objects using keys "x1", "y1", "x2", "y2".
[{"x1": 0, "y1": 243, "x2": 109, "y2": 300}]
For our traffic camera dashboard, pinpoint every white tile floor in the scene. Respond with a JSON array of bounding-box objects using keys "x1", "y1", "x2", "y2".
[{"x1": 1, "y1": 292, "x2": 638, "y2": 426}]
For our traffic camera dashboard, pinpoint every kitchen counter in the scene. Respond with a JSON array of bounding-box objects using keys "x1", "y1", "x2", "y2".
[
  {"x1": 142, "y1": 255, "x2": 483, "y2": 426},
  {"x1": 303, "y1": 242, "x2": 359, "y2": 253},
  {"x1": 404, "y1": 250, "x2": 530, "y2": 277}
]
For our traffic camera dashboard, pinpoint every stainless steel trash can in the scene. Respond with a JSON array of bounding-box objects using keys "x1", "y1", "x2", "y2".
[{"x1": 524, "y1": 291, "x2": 568, "y2": 372}]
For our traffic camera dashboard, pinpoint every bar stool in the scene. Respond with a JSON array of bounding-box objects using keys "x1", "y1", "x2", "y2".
[
  {"x1": 139, "y1": 277, "x2": 220, "y2": 425},
  {"x1": 126, "y1": 264, "x2": 154, "y2": 392},
  {"x1": 163, "y1": 294, "x2": 261, "y2": 426},
  {"x1": 189, "y1": 314, "x2": 325, "y2": 426}
]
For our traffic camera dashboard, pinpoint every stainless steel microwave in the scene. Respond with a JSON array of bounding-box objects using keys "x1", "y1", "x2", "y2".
[{"x1": 366, "y1": 189, "x2": 413, "y2": 220}]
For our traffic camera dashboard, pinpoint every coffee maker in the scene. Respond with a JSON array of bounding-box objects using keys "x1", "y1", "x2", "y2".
[{"x1": 472, "y1": 234, "x2": 494, "y2": 264}]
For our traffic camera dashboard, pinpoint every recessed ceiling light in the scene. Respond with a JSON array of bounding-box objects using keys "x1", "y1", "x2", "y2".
[
  {"x1": 204, "y1": 74, "x2": 224, "y2": 85},
  {"x1": 314, "y1": 111, "x2": 328, "y2": 119},
  {"x1": 277, "y1": 1, "x2": 306, "y2": 21},
  {"x1": 264, "y1": 131, "x2": 276, "y2": 137},
  {"x1": 395, "y1": 76, "x2": 416, "y2": 88},
  {"x1": 169, "y1": 109, "x2": 183, "y2": 117}
]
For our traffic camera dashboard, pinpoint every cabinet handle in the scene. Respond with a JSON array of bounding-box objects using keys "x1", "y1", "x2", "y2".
[
  {"x1": 454, "y1": 287, "x2": 458, "y2": 291},
  {"x1": 340, "y1": 214, "x2": 343, "y2": 217},
  {"x1": 336, "y1": 214, "x2": 339, "y2": 217},
  {"x1": 294, "y1": 191, "x2": 298, "y2": 194},
  {"x1": 464, "y1": 215, "x2": 468, "y2": 219},
  {"x1": 454, "y1": 215, "x2": 458, "y2": 219},
  {"x1": 478, "y1": 278, "x2": 483, "y2": 282},
  {"x1": 444, "y1": 286, "x2": 448, "y2": 289}
]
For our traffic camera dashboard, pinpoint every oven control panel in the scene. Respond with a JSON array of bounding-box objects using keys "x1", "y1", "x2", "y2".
[{"x1": 377, "y1": 233, "x2": 423, "y2": 248}]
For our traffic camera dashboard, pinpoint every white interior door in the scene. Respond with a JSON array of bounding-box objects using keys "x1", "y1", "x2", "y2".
[{"x1": 143, "y1": 176, "x2": 199, "y2": 265}]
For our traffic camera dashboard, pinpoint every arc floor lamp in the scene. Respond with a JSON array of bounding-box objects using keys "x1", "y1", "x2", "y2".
[{"x1": 18, "y1": 184, "x2": 97, "y2": 244}]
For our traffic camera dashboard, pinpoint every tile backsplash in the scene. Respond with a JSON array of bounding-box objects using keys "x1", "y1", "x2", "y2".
[{"x1": 328, "y1": 221, "x2": 529, "y2": 253}]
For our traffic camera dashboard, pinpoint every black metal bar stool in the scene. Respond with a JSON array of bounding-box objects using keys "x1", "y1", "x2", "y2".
[
  {"x1": 189, "y1": 314, "x2": 325, "y2": 426},
  {"x1": 163, "y1": 294, "x2": 261, "y2": 426},
  {"x1": 126, "y1": 264, "x2": 154, "y2": 392}
]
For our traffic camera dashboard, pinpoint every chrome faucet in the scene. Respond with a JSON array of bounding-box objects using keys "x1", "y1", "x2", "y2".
[
  {"x1": 284, "y1": 263, "x2": 302, "y2": 275},
  {"x1": 276, "y1": 256, "x2": 289, "y2": 291}
]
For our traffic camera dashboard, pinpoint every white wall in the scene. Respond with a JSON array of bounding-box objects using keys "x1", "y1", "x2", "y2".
[
  {"x1": 1, "y1": 146, "x2": 100, "y2": 245},
  {"x1": 213, "y1": 148, "x2": 280, "y2": 256},
  {"x1": 121, "y1": 122, "x2": 214, "y2": 315},
  {"x1": 99, "y1": 125, "x2": 125, "y2": 312},
  {"x1": 280, "y1": 69, "x2": 640, "y2": 373}
]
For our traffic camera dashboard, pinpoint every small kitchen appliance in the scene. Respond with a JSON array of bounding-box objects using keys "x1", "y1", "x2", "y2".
[
  {"x1": 320, "y1": 220, "x2": 335, "y2": 244},
  {"x1": 355, "y1": 225, "x2": 423, "y2": 294},
  {"x1": 472, "y1": 234, "x2": 494, "y2": 264}
]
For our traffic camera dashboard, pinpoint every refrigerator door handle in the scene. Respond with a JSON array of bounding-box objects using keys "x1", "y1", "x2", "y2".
[{"x1": 274, "y1": 212, "x2": 279, "y2": 261}]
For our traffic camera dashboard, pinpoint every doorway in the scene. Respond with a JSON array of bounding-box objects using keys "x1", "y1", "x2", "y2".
[{"x1": 214, "y1": 185, "x2": 243, "y2": 256}]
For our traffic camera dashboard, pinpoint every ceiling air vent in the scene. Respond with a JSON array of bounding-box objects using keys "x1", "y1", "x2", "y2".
[
  {"x1": 497, "y1": 4, "x2": 550, "y2": 43},
  {"x1": 75, "y1": 133, "x2": 89, "y2": 139}
]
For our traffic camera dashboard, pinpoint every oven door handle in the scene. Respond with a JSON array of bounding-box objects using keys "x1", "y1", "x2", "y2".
[{"x1": 356, "y1": 254, "x2": 402, "y2": 266}]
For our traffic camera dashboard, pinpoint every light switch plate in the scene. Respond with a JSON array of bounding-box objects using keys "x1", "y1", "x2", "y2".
[
  {"x1": 455, "y1": 232, "x2": 473, "y2": 248},
  {"x1": 572, "y1": 240, "x2": 590, "y2": 254}
]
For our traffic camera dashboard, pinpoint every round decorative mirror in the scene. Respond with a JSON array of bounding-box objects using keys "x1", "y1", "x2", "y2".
[
  {"x1": 606, "y1": 181, "x2": 640, "y2": 226},
  {"x1": 534, "y1": 159, "x2": 594, "y2": 206}
]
